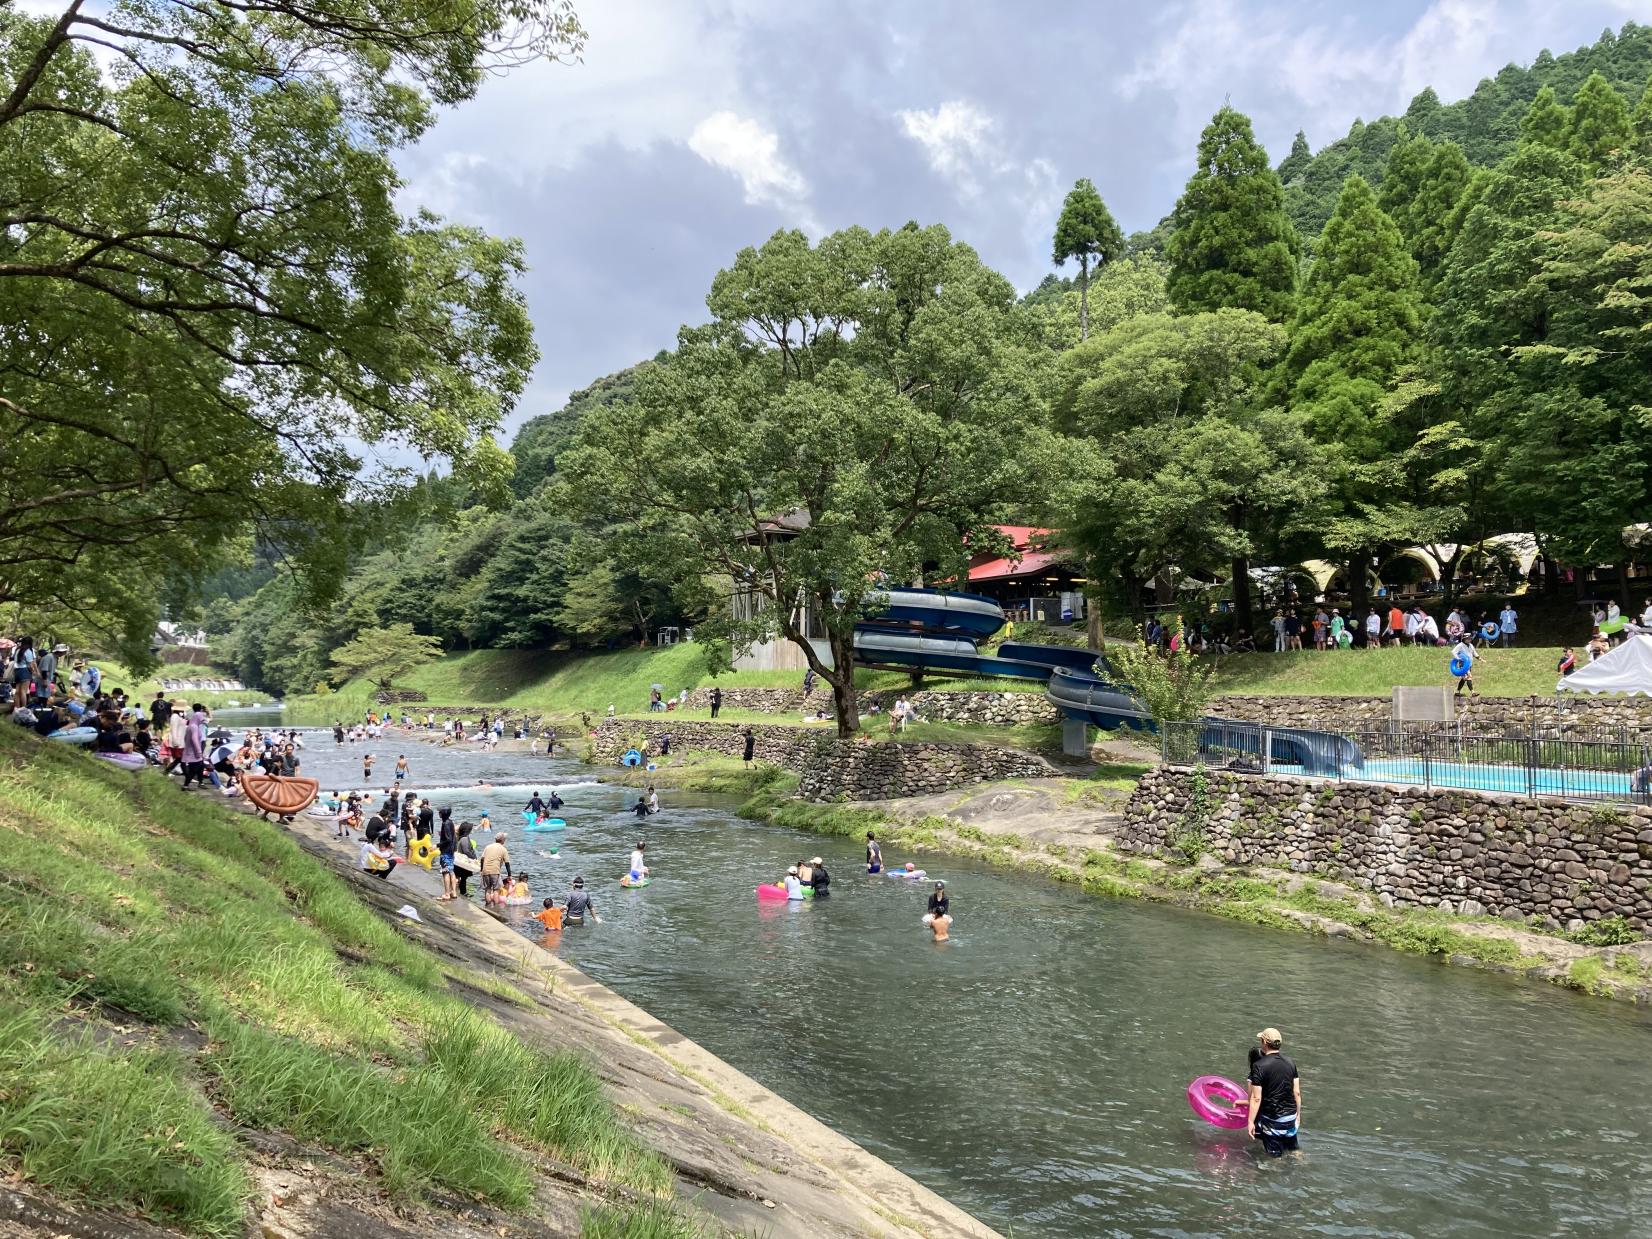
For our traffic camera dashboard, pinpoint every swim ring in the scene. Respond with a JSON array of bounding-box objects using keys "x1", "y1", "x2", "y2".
[
  {"x1": 525, "y1": 817, "x2": 566, "y2": 832},
  {"x1": 621, "y1": 749, "x2": 642, "y2": 767},
  {"x1": 45, "y1": 727, "x2": 97, "y2": 745},
  {"x1": 885, "y1": 869, "x2": 928, "y2": 880},
  {"x1": 502, "y1": 892, "x2": 533, "y2": 906},
  {"x1": 620, "y1": 876, "x2": 651, "y2": 888},
  {"x1": 1449, "y1": 653, "x2": 1471, "y2": 677},
  {"x1": 407, "y1": 837, "x2": 437, "y2": 870},
  {"x1": 1186, "y1": 1075, "x2": 1249, "y2": 1129},
  {"x1": 1479, "y1": 621, "x2": 1499, "y2": 640},
  {"x1": 755, "y1": 884, "x2": 813, "y2": 901}
]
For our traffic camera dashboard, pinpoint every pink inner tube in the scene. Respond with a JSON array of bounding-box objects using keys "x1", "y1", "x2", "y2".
[
  {"x1": 755, "y1": 883, "x2": 789, "y2": 902},
  {"x1": 1187, "y1": 1075, "x2": 1249, "y2": 1129}
]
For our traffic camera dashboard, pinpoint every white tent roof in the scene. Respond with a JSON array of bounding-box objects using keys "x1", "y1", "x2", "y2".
[{"x1": 1558, "y1": 633, "x2": 1652, "y2": 696}]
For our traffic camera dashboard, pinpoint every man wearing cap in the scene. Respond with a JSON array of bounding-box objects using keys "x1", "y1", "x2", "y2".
[{"x1": 1246, "y1": 1027, "x2": 1302, "y2": 1156}]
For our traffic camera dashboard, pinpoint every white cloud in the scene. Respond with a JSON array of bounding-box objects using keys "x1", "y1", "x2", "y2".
[
  {"x1": 897, "y1": 100, "x2": 998, "y2": 190},
  {"x1": 687, "y1": 110, "x2": 810, "y2": 214},
  {"x1": 1117, "y1": 0, "x2": 1615, "y2": 168}
]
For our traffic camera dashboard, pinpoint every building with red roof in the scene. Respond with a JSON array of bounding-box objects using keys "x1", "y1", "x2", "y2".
[{"x1": 967, "y1": 526, "x2": 1087, "y2": 623}]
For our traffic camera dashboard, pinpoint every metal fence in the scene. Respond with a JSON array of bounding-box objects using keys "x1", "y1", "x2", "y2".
[{"x1": 1162, "y1": 719, "x2": 1652, "y2": 806}]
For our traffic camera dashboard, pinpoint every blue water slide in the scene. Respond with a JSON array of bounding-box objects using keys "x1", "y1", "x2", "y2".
[
  {"x1": 997, "y1": 642, "x2": 1111, "y2": 675},
  {"x1": 850, "y1": 629, "x2": 1052, "y2": 679},
  {"x1": 863, "y1": 588, "x2": 1006, "y2": 637},
  {"x1": 1043, "y1": 667, "x2": 1153, "y2": 731},
  {"x1": 1197, "y1": 718, "x2": 1365, "y2": 776}
]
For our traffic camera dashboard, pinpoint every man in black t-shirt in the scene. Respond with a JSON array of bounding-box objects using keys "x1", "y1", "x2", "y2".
[{"x1": 1246, "y1": 1026, "x2": 1301, "y2": 1156}]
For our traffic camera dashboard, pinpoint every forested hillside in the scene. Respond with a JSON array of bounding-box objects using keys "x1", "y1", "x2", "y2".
[{"x1": 1283, "y1": 22, "x2": 1652, "y2": 237}]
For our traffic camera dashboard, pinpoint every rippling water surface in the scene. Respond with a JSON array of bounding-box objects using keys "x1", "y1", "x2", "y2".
[{"x1": 264, "y1": 719, "x2": 1652, "y2": 1239}]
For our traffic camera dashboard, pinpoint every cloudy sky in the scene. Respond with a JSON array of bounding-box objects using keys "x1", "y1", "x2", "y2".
[{"x1": 396, "y1": 0, "x2": 1650, "y2": 437}]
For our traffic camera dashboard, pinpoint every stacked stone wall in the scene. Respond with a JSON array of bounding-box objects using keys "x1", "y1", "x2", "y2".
[
  {"x1": 1121, "y1": 767, "x2": 1652, "y2": 930},
  {"x1": 682, "y1": 686, "x2": 1059, "y2": 726},
  {"x1": 590, "y1": 719, "x2": 1052, "y2": 801},
  {"x1": 1210, "y1": 693, "x2": 1652, "y2": 736}
]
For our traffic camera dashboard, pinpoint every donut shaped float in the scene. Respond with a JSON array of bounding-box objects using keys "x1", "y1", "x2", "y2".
[
  {"x1": 1449, "y1": 653, "x2": 1471, "y2": 677},
  {"x1": 1186, "y1": 1075, "x2": 1249, "y2": 1129}
]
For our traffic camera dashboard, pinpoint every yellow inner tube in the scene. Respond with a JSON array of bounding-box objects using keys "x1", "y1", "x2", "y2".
[{"x1": 408, "y1": 837, "x2": 437, "y2": 870}]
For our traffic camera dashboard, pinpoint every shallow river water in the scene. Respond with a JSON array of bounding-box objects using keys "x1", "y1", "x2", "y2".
[{"x1": 259, "y1": 719, "x2": 1652, "y2": 1238}]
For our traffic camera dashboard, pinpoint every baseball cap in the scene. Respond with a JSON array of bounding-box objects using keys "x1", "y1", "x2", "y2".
[{"x1": 1257, "y1": 1027, "x2": 1283, "y2": 1046}]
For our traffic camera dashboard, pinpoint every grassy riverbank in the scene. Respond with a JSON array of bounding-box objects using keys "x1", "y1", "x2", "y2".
[{"x1": 0, "y1": 729, "x2": 739, "y2": 1237}]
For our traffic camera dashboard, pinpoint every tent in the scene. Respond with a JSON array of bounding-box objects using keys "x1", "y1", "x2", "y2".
[{"x1": 1557, "y1": 633, "x2": 1652, "y2": 695}]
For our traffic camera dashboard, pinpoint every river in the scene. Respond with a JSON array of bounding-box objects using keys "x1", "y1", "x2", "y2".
[{"x1": 243, "y1": 717, "x2": 1652, "y2": 1238}]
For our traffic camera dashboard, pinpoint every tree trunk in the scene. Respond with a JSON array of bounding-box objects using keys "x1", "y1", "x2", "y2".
[
  {"x1": 825, "y1": 627, "x2": 860, "y2": 738},
  {"x1": 1348, "y1": 556, "x2": 1370, "y2": 616},
  {"x1": 1086, "y1": 599, "x2": 1104, "y2": 651},
  {"x1": 1229, "y1": 554, "x2": 1253, "y2": 641},
  {"x1": 1438, "y1": 553, "x2": 1458, "y2": 608},
  {"x1": 1078, "y1": 254, "x2": 1089, "y2": 343}
]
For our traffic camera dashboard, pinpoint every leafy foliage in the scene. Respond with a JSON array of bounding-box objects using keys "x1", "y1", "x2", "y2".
[
  {"x1": 559, "y1": 224, "x2": 1056, "y2": 734},
  {"x1": 1166, "y1": 106, "x2": 1300, "y2": 322},
  {"x1": 1052, "y1": 177, "x2": 1125, "y2": 341},
  {"x1": 329, "y1": 623, "x2": 444, "y2": 690},
  {"x1": 1107, "y1": 639, "x2": 1217, "y2": 724}
]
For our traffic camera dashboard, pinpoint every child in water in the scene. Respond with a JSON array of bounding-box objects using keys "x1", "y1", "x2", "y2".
[{"x1": 534, "y1": 898, "x2": 563, "y2": 931}]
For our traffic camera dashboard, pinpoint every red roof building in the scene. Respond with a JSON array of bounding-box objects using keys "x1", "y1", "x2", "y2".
[{"x1": 967, "y1": 526, "x2": 1087, "y2": 622}]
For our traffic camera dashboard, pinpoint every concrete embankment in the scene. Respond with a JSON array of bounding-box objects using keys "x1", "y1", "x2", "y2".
[{"x1": 279, "y1": 816, "x2": 1002, "y2": 1239}]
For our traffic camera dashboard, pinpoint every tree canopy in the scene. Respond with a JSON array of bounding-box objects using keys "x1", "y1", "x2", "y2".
[
  {"x1": 0, "y1": 0, "x2": 582, "y2": 664},
  {"x1": 1165, "y1": 106, "x2": 1300, "y2": 322},
  {"x1": 1052, "y1": 178, "x2": 1125, "y2": 342},
  {"x1": 558, "y1": 224, "x2": 1054, "y2": 734}
]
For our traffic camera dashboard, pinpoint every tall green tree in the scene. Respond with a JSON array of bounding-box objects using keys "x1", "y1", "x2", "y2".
[
  {"x1": 0, "y1": 1, "x2": 580, "y2": 664},
  {"x1": 1166, "y1": 106, "x2": 1300, "y2": 321},
  {"x1": 1632, "y1": 75, "x2": 1652, "y2": 157},
  {"x1": 559, "y1": 225, "x2": 1053, "y2": 735},
  {"x1": 1028, "y1": 255, "x2": 1169, "y2": 352},
  {"x1": 1283, "y1": 175, "x2": 1433, "y2": 605},
  {"x1": 1503, "y1": 165, "x2": 1652, "y2": 565},
  {"x1": 1052, "y1": 178, "x2": 1125, "y2": 342},
  {"x1": 1277, "y1": 130, "x2": 1312, "y2": 184},
  {"x1": 1054, "y1": 310, "x2": 1325, "y2": 628},
  {"x1": 1566, "y1": 70, "x2": 1634, "y2": 170},
  {"x1": 1519, "y1": 85, "x2": 1571, "y2": 152},
  {"x1": 1378, "y1": 132, "x2": 1473, "y2": 287}
]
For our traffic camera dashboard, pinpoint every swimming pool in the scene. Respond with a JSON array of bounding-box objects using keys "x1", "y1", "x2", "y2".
[{"x1": 1270, "y1": 757, "x2": 1641, "y2": 799}]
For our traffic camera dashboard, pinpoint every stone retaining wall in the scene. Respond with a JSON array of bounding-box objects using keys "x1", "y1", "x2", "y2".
[
  {"x1": 590, "y1": 719, "x2": 1053, "y2": 802},
  {"x1": 1121, "y1": 767, "x2": 1652, "y2": 930},
  {"x1": 1211, "y1": 693, "x2": 1652, "y2": 735},
  {"x1": 683, "y1": 686, "x2": 1059, "y2": 726}
]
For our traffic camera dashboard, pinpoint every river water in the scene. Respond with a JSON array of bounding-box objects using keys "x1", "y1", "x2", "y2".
[{"x1": 246, "y1": 717, "x2": 1652, "y2": 1239}]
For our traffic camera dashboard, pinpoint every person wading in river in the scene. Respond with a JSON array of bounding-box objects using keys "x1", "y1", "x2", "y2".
[{"x1": 1246, "y1": 1027, "x2": 1302, "y2": 1156}]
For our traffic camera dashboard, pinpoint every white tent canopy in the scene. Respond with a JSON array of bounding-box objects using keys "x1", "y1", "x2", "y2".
[{"x1": 1558, "y1": 634, "x2": 1652, "y2": 696}]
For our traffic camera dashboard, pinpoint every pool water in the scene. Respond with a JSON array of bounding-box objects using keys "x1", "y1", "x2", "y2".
[{"x1": 1271, "y1": 758, "x2": 1638, "y2": 799}]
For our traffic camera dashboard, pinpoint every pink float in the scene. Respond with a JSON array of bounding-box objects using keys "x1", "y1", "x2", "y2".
[
  {"x1": 756, "y1": 883, "x2": 789, "y2": 901},
  {"x1": 1186, "y1": 1075, "x2": 1249, "y2": 1129}
]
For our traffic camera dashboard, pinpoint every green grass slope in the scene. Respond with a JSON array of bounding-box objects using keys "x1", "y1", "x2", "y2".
[
  {"x1": 1210, "y1": 645, "x2": 1565, "y2": 698},
  {"x1": 289, "y1": 643, "x2": 1046, "y2": 722},
  {"x1": 0, "y1": 729, "x2": 708, "y2": 1237}
]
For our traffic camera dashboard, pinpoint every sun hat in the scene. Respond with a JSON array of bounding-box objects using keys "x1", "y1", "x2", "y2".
[
  {"x1": 786, "y1": 865, "x2": 798, "y2": 875},
  {"x1": 1257, "y1": 1027, "x2": 1283, "y2": 1047},
  {"x1": 810, "y1": 857, "x2": 822, "y2": 865}
]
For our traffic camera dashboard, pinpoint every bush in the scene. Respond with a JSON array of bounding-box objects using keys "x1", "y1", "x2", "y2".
[{"x1": 1567, "y1": 915, "x2": 1642, "y2": 947}]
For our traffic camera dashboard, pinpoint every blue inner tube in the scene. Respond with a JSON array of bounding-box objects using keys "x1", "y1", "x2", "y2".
[
  {"x1": 525, "y1": 817, "x2": 566, "y2": 831},
  {"x1": 1479, "y1": 622, "x2": 1499, "y2": 639},
  {"x1": 1450, "y1": 653, "x2": 1471, "y2": 677},
  {"x1": 621, "y1": 749, "x2": 642, "y2": 767}
]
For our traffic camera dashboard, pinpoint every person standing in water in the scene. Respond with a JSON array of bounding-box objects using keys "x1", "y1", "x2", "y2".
[
  {"x1": 1246, "y1": 1027, "x2": 1302, "y2": 1156},
  {"x1": 525, "y1": 791, "x2": 546, "y2": 818},
  {"x1": 927, "y1": 881, "x2": 948, "y2": 919},
  {"x1": 865, "y1": 831, "x2": 882, "y2": 874},
  {"x1": 565, "y1": 876, "x2": 600, "y2": 924},
  {"x1": 809, "y1": 856, "x2": 830, "y2": 896}
]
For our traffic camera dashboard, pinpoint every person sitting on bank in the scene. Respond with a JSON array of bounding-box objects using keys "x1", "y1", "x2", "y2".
[
  {"x1": 360, "y1": 837, "x2": 398, "y2": 880},
  {"x1": 1246, "y1": 1027, "x2": 1302, "y2": 1156}
]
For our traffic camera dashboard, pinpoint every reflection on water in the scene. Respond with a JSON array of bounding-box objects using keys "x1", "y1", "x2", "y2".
[{"x1": 283, "y1": 730, "x2": 1652, "y2": 1239}]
